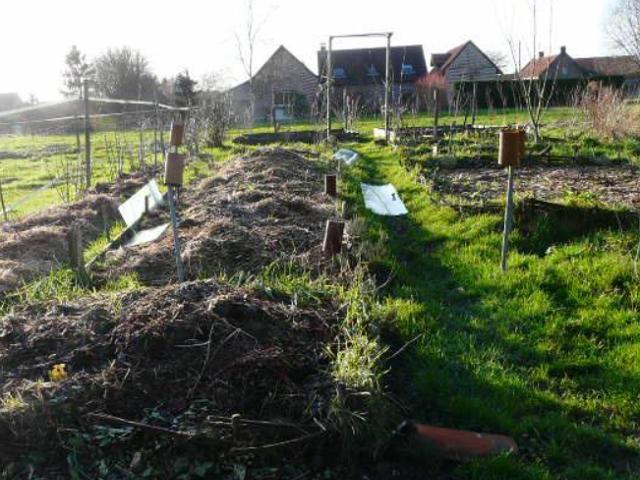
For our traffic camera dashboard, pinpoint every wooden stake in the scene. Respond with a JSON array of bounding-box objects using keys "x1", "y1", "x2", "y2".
[
  {"x1": 83, "y1": 80, "x2": 92, "y2": 190},
  {"x1": 100, "y1": 204, "x2": 110, "y2": 241},
  {"x1": 326, "y1": 37, "x2": 333, "y2": 141},
  {"x1": 325, "y1": 174, "x2": 337, "y2": 198},
  {"x1": 501, "y1": 166, "x2": 515, "y2": 272},
  {"x1": 67, "y1": 225, "x2": 89, "y2": 285},
  {"x1": 232, "y1": 414, "x2": 242, "y2": 445},
  {"x1": 384, "y1": 33, "x2": 392, "y2": 142},
  {"x1": 323, "y1": 220, "x2": 345, "y2": 257},
  {"x1": 0, "y1": 162, "x2": 8, "y2": 222}
]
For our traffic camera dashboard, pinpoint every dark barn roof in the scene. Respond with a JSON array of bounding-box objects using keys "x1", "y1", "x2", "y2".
[
  {"x1": 575, "y1": 56, "x2": 640, "y2": 79},
  {"x1": 318, "y1": 45, "x2": 427, "y2": 85}
]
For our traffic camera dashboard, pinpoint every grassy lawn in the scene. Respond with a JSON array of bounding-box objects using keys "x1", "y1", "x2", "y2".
[
  {"x1": 0, "y1": 129, "x2": 241, "y2": 218},
  {"x1": 340, "y1": 137, "x2": 640, "y2": 479}
]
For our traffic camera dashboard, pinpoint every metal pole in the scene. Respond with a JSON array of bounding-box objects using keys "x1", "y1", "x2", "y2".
[
  {"x1": 83, "y1": 80, "x2": 92, "y2": 189},
  {"x1": 168, "y1": 185, "x2": 185, "y2": 283},
  {"x1": 326, "y1": 37, "x2": 333, "y2": 141},
  {"x1": 501, "y1": 166, "x2": 515, "y2": 272},
  {"x1": 384, "y1": 33, "x2": 392, "y2": 141}
]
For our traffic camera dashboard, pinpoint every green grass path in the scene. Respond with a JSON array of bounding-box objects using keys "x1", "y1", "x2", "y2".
[{"x1": 342, "y1": 140, "x2": 640, "y2": 480}]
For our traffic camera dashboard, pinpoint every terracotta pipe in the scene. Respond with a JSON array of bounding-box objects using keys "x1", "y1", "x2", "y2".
[{"x1": 402, "y1": 422, "x2": 518, "y2": 461}]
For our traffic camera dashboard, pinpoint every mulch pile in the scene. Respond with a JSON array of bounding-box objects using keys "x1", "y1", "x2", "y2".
[
  {"x1": 99, "y1": 147, "x2": 336, "y2": 285},
  {"x1": 0, "y1": 173, "x2": 149, "y2": 294},
  {"x1": 0, "y1": 279, "x2": 338, "y2": 474},
  {"x1": 425, "y1": 163, "x2": 640, "y2": 209}
]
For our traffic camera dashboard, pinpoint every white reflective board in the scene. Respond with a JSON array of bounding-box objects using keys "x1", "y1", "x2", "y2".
[
  {"x1": 334, "y1": 149, "x2": 359, "y2": 167},
  {"x1": 361, "y1": 183, "x2": 408, "y2": 217},
  {"x1": 126, "y1": 223, "x2": 170, "y2": 248},
  {"x1": 118, "y1": 180, "x2": 165, "y2": 228}
]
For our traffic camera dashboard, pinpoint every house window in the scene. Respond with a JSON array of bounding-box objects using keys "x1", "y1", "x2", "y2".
[
  {"x1": 402, "y1": 63, "x2": 415, "y2": 76},
  {"x1": 333, "y1": 67, "x2": 346, "y2": 79},
  {"x1": 367, "y1": 64, "x2": 379, "y2": 77},
  {"x1": 561, "y1": 66, "x2": 568, "y2": 75}
]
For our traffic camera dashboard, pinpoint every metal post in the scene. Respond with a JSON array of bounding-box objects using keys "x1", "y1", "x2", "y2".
[
  {"x1": 168, "y1": 185, "x2": 185, "y2": 283},
  {"x1": 83, "y1": 80, "x2": 92, "y2": 189},
  {"x1": 326, "y1": 37, "x2": 333, "y2": 141},
  {"x1": 384, "y1": 33, "x2": 392, "y2": 141},
  {"x1": 501, "y1": 166, "x2": 515, "y2": 272}
]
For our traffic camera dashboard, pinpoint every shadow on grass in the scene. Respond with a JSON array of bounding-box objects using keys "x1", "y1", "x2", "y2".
[{"x1": 346, "y1": 146, "x2": 640, "y2": 479}]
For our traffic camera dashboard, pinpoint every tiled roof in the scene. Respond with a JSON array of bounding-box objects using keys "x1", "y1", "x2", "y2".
[
  {"x1": 575, "y1": 56, "x2": 640, "y2": 78},
  {"x1": 519, "y1": 55, "x2": 559, "y2": 79},
  {"x1": 318, "y1": 45, "x2": 427, "y2": 85}
]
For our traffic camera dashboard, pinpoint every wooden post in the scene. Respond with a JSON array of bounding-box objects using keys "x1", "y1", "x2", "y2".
[
  {"x1": 325, "y1": 174, "x2": 337, "y2": 198},
  {"x1": 67, "y1": 225, "x2": 89, "y2": 285},
  {"x1": 153, "y1": 88, "x2": 160, "y2": 169},
  {"x1": 232, "y1": 414, "x2": 242, "y2": 445},
  {"x1": 83, "y1": 80, "x2": 92, "y2": 189},
  {"x1": 433, "y1": 89, "x2": 440, "y2": 138},
  {"x1": 384, "y1": 33, "x2": 392, "y2": 142},
  {"x1": 326, "y1": 37, "x2": 333, "y2": 141},
  {"x1": 323, "y1": 219, "x2": 345, "y2": 257},
  {"x1": 0, "y1": 161, "x2": 8, "y2": 222},
  {"x1": 100, "y1": 204, "x2": 110, "y2": 241},
  {"x1": 501, "y1": 166, "x2": 515, "y2": 272}
]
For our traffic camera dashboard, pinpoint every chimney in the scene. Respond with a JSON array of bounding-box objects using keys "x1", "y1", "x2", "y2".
[
  {"x1": 560, "y1": 46, "x2": 567, "y2": 54},
  {"x1": 538, "y1": 51, "x2": 545, "y2": 59},
  {"x1": 320, "y1": 43, "x2": 327, "y2": 52}
]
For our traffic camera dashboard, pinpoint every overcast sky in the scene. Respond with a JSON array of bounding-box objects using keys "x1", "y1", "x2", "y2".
[{"x1": 0, "y1": 0, "x2": 617, "y2": 101}]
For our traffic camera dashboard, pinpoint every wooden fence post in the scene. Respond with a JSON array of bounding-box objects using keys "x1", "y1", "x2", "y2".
[{"x1": 68, "y1": 225, "x2": 89, "y2": 285}]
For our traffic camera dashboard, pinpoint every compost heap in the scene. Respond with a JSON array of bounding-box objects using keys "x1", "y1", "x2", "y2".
[
  {"x1": 0, "y1": 148, "x2": 343, "y2": 477},
  {"x1": 0, "y1": 280, "x2": 338, "y2": 475},
  {"x1": 0, "y1": 173, "x2": 148, "y2": 294},
  {"x1": 99, "y1": 147, "x2": 336, "y2": 285}
]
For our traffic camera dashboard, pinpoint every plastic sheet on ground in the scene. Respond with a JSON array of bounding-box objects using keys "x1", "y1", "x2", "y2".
[
  {"x1": 361, "y1": 183, "x2": 408, "y2": 216},
  {"x1": 118, "y1": 180, "x2": 165, "y2": 228},
  {"x1": 334, "y1": 149, "x2": 359, "y2": 167},
  {"x1": 126, "y1": 223, "x2": 170, "y2": 248}
]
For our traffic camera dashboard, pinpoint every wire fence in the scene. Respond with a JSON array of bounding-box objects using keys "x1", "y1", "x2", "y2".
[{"x1": 0, "y1": 98, "x2": 187, "y2": 220}]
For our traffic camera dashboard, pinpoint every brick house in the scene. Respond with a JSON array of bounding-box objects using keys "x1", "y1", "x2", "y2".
[
  {"x1": 519, "y1": 46, "x2": 640, "y2": 103},
  {"x1": 227, "y1": 46, "x2": 319, "y2": 123},
  {"x1": 317, "y1": 44, "x2": 428, "y2": 112},
  {"x1": 429, "y1": 41, "x2": 502, "y2": 106}
]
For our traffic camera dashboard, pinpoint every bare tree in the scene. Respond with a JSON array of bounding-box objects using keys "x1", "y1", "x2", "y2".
[
  {"x1": 235, "y1": 0, "x2": 272, "y2": 124},
  {"x1": 607, "y1": 0, "x2": 640, "y2": 65},
  {"x1": 506, "y1": 0, "x2": 558, "y2": 142},
  {"x1": 486, "y1": 50, "x2": 510, "y2": 72}
]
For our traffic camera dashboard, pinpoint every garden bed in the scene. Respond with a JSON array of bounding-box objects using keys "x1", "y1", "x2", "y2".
[
  {"x1": 97, "y1": 147, "x2": 337, "y2": 285},
  {"x1": 422, "y1": 162, "x2": 640, "y2": 209},
  {"x1": 233, "y1": 129, "x2": 360, "y2": 145},
  {"x1": 0, "y1": 172, "x2": 151, "y2": 294}
]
